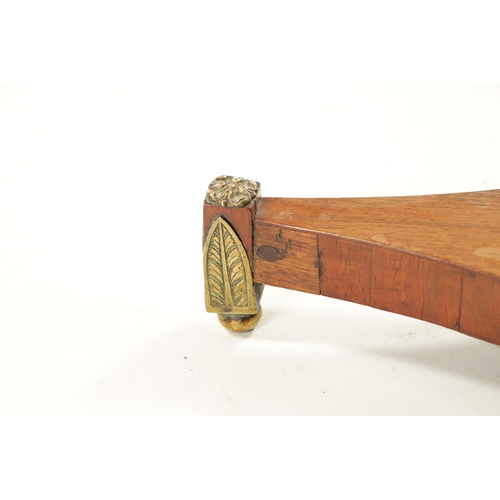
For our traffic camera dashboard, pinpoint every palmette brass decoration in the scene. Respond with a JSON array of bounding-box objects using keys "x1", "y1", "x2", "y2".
[
  {"x1": 204, "y1": 216, "x2": 258, "y2": 315},
  {"x1": 205, "y1": 175, "x2": 259, "y2": 208}
]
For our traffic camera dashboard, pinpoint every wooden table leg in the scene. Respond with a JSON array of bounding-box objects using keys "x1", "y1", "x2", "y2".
[
  {"x1": 203, "y1": 175, "x2": 264, "y2": 332},
  {"x1": 204, "y1": 175, "x2": 500, "y2": 346}
]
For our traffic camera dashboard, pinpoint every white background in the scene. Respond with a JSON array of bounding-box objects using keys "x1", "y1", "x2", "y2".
[{"x1": 2, "y1": 1, "x2": 500, "y2": 498}]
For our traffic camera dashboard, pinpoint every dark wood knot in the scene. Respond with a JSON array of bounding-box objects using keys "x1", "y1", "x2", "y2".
[{"x1": 256, "y1": 245, "x2": 287, "y2": 262}]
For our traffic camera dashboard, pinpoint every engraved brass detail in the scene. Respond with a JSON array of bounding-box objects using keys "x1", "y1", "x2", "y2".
[
  {"x1": 205, "y1": 175, "x2": 259, "y2": 208},
  {"x1": 204, "y1": 216, "x2": 257, "y2": 315}
]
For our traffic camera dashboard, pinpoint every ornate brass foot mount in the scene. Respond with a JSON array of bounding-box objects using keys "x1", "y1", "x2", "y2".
[{"x1": 203, "y1": 176, "x2": 263, "y2": 333}]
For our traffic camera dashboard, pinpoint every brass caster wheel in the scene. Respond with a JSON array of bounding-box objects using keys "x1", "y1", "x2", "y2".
[{"x1": 217, "y1": 306, "x2": 262, "y2": 333}]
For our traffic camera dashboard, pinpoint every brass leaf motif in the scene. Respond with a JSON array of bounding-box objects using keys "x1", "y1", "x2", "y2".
[
  {"x1": 204, "y1": 217, "x2": 257, "y2": 314},
  {"x1": 206, "y1": 222, "x2": 225, "y2": 307}
]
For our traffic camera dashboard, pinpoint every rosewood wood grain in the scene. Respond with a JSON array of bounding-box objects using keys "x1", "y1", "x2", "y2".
[
  {"x1": 254, "y1": 224, "x2": 320, "y2": 295},
  {"x1": 252, "y1": 190, "x2": 500, "y2": 346}
]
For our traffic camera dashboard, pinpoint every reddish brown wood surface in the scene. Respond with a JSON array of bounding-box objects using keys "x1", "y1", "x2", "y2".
[
  {"x1": 253, "y1": 224, "x2": 320, "y2": 294},
  {"x1": 253, "y1": 190, "x2": 500, "y2": 345},
  {"x1": 203, "y1": 186, "x2": 261, "y2": 263}
]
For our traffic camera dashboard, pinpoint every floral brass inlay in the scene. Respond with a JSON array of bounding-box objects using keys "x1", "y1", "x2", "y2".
[{"x1": 205, "y1": 175, "x2": 259, "y2": 208}]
